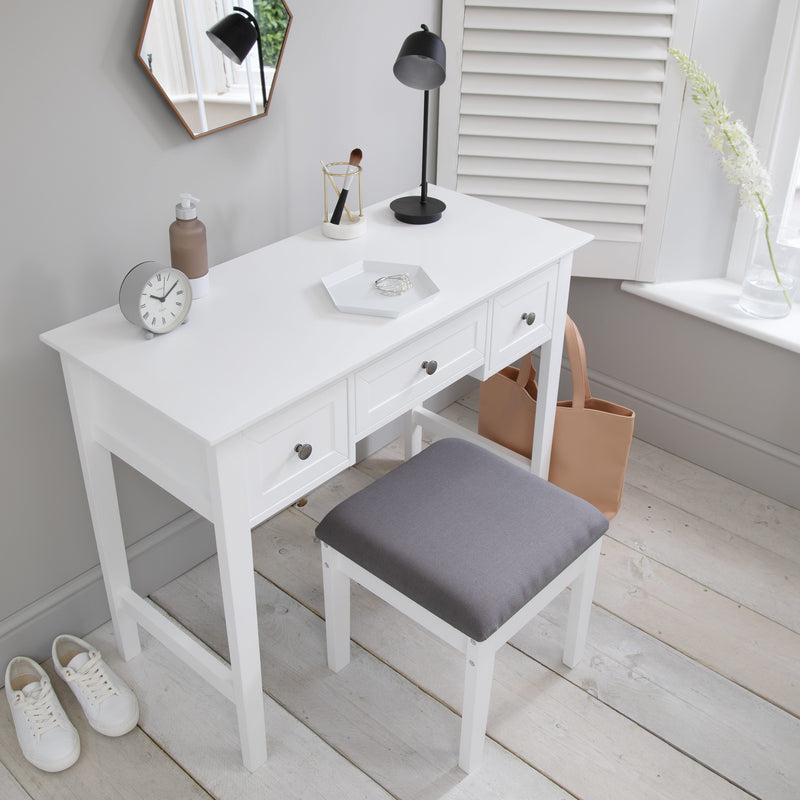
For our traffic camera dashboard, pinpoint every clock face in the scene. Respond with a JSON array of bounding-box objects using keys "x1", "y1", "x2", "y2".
[{"x1": 137, "y1": 268, "x2": 191, "y2": 333}]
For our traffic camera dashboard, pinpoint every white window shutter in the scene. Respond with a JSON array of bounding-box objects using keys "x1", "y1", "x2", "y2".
[{"x1": 438, "y1": 0, "x2": 698, "y2": 280}]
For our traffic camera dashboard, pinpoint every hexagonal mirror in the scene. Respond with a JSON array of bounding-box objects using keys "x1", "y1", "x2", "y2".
[{"x1": 137, "y1": 0, "x2": 292, "y2": 138}]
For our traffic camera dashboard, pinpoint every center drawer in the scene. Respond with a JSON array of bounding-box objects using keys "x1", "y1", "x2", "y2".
[
  {"x1": 354, "y1": 305, "x2": 487, "y2": 436},
  {"x1": 243, "y1": 380, "x2": 351, "y2": 524}
]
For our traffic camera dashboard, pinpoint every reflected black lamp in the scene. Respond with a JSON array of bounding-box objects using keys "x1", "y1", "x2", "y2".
[
  {"x1": 206, "y1": 6, "x2": 268, "y2": 112},
  {"x1": 390, "y1": 24, "x2": 447, "y2": 224}
]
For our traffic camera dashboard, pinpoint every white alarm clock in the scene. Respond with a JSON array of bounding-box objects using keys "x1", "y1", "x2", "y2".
[{"x1": 119, "y1": 261, "x2": 192, "y2": 336}]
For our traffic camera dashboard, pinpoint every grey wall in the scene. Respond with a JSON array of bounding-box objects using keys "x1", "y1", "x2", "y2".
[
  {"x1": 1, "y1": 0, "x2": 797, "y2": 674},
  {"x1": 0, "y1": 0, "x2": 440, "y2": 668},
  {"x1": 567, "y1": 280, "x2": 800, "y2": 507}
]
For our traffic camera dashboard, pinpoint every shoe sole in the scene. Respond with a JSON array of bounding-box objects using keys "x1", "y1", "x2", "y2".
[
  {"x1": 23, "y1": 742, "x2": 80, "y2": 773},
  {"x1": 86, "y1": 703, "x2": 139, "y2": 738}
]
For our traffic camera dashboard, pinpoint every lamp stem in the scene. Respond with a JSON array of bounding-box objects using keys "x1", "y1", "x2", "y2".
[
  {"x1": 421, "y1": 89, "x2": 429, "y2": 204},
  {"x1": 233, "y1": 6, "x2": 268, "y2": 112}
]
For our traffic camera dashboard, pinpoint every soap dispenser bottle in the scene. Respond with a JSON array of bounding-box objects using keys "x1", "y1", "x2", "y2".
[{"x1": 169, "y1": 193, "x2": 209, "y2": 298}]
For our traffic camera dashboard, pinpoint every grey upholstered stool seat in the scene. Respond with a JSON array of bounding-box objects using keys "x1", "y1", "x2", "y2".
[{"x1": 317, "y1": 437, "x2": 609, "y2": 772}]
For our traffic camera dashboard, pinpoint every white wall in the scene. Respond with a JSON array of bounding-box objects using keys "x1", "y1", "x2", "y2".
[{"x1": 0, "y1": 0, "x2": 441, "y2": 668}]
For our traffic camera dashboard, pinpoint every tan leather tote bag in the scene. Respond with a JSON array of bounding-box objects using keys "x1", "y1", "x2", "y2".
[{"x1": 478, "y1": 315, "x2": 634, "y2": 519}]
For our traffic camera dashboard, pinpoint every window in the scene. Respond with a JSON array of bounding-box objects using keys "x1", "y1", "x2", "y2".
[
  {"x1": 622, "y1": 0, "x2": 800, "y2": 353},
  {"x1": 726, "y1": 0, "x2": 800, "y2": 283},
  {"x1": 438, "y1": 0, "x2": 800, "y2": 350}
]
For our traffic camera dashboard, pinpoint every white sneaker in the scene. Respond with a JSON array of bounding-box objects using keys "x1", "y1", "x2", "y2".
[
  {"x1": 52, "y1": 635, "x2": 139, "y2": 737},
  {"x1": 5, "y1": 656, "x2": 80, "y2": 772}
]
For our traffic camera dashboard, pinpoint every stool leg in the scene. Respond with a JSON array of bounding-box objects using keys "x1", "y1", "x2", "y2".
[
  {"x1": 563, "y1": 539, "x2": 602, "y2": 668},
  {"x1": 459, "y1": 639, "x2": 496, "y2": 772},
  {"x1": 322, "y1": 545, "x2": 351, "y2": 672}
]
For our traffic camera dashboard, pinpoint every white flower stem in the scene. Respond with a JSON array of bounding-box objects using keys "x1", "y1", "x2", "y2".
[{"x1": 722, "y1": 124, "x2": 792, "y2": 307}]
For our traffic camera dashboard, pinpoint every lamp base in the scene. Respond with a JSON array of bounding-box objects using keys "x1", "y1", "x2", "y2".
[{"x1": 390, "y1": 195, "x2": 446, "y2": 224}]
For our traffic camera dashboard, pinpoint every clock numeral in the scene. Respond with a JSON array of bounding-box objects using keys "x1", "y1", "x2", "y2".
[{"x1": 143, "y1": 312, "x2": 150, "y2": 320}]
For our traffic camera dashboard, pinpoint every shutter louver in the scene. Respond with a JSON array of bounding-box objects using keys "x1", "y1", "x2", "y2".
[{"x1": 439, "y1": 0, "x2": 692, "y2": 279}]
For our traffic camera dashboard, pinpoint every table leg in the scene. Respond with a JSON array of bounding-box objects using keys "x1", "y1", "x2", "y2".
[
  {"x1": 207, "y1": 440, "x2": 267, "y2": 771},
  {"x1": 61, "y1": 358, "x2": 141, "y2": 660},
  {"x1": 530, "y1": 255, "x2": 572, "y2": 478}
]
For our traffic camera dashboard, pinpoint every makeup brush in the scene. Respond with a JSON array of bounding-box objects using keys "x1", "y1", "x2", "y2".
[
  {"x1": 321, "y1": 160, "x2": 354, "y2": 222},
  {"x1": 330, "y1": 148, "x2": 362, "y2": 225}
]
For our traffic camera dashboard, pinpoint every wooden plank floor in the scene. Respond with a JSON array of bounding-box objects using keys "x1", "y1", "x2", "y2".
[{"x1": 2, "y1": 389, "x2": 798, "y2": 799}]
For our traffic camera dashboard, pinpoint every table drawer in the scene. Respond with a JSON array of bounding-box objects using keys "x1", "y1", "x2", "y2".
[
  {"x1": 354, "y1": 305, "x2": 487, "y2": 436},
  {"x1": 244, "y1": 380, "x2": 351, "y2": 523},
  {"x1": 486, "y1": 263, "x2": 558, "y2": 374}
]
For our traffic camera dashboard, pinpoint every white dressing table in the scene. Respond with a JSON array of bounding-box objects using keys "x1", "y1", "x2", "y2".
[{"x1": 41, "y1": 187, "x2": 591, "y2": 770}]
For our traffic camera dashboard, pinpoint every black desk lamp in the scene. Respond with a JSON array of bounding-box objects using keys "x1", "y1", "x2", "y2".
[
  {"x1": 206, "y1": 6, "x2": 268, "y2": 112},
  {"x1": 390, "y1": 24, "x2": 447, "y2": 224}
]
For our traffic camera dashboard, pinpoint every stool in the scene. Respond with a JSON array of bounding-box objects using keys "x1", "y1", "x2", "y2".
[{"x1": 316, "y1": 438, "x2": 609, "y2": 772}]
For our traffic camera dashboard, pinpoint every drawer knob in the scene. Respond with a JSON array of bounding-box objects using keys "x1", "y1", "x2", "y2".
[
  {"x1": 421, "y1": 360, "x2": 438, "y2": 375},
  {"x1": 521, "y1": 311, "x2": 536, "y2": 326},
  {"x1": 294, "y1": 443, "x2": 313, "y2": 460}
]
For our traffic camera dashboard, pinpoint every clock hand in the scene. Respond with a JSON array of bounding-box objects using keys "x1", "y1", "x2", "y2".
[
  {"x1": 147, "y1": 280, "x2": 179, "y2": 304},
  {"x1": 162, "y1": 279, "x2": 179, "y2": 300}
]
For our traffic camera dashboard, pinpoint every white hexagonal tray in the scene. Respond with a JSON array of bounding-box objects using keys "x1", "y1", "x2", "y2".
[{"x1": 322, "y1": 260, "x2": 439, "y2": 318}]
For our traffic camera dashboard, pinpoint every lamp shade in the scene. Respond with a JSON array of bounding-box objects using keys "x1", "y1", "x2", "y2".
[
  {"x1": 393, "y1": 24, "x2": 446, "y2": 90},
  {"x1": 206, "y1": 10, "x2": 258, "y2": 65}
]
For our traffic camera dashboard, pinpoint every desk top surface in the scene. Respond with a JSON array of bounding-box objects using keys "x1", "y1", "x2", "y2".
[{"x1": 42, "y1": 188, "x2": 591, "y2": 445}]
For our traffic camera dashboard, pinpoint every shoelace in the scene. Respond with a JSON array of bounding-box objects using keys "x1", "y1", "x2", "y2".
[
  {"x1": 19, "y1": 682, "x2": 61, "y2": 739},
  {"x1": 67, "y1": 652, "x2": 118, "y2": 704}
]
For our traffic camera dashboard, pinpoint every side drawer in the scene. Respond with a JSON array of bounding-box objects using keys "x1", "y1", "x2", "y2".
[
  {"x1": 244, "y1": 380, "x2": 351, "y2": 524},
  {"x1": 354, "y1": 305, "x2": 487, "y2": 436},
  {"x1": 486, "y1": 262, "x2": 558, "y2": 375}
]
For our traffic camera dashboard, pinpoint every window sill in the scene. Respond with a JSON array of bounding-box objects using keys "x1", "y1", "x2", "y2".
[{"x1": 620, "y1": 278, "x2": 800, "y2": 354}]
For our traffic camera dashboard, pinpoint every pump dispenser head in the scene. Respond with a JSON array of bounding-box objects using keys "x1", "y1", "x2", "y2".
[{"x1": 176, "y1": 193, "x2": 199, "y2": 220}]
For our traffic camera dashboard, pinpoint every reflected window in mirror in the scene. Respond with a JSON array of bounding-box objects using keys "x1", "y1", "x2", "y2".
[{"x1": 137, "y1": 0, "x2": 292, "y2": 138}]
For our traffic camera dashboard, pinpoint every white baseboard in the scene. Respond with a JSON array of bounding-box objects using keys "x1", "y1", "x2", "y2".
[
  {"x1": 581, "y1": 366, "x2": 800, "y2": 511},
  {"x1": 362, "y1": 364, "x2": 800, "y2": 510},
  {"x1": 0, "y1": 512, "x2": 215, "y2": 673}
]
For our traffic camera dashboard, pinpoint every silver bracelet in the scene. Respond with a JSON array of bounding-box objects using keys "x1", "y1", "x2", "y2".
[{"x1": 374, "y1": 273, "x2": 413, "y2": 296}]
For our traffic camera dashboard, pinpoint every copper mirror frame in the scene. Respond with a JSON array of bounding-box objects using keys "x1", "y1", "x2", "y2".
[{"x1": 137, "y1": 0, "x2": 292, "y2": 139}]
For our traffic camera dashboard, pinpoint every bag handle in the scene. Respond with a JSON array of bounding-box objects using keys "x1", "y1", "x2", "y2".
[
  {"x1": 513, "y1": 317, "x2": 588, "y2": 404},
  {"x1": 564, "y1": 314, "x2": 591, "y2": 410},
  {"x1": 517, "y1": 350, "x2": 535, "y2": 387}
]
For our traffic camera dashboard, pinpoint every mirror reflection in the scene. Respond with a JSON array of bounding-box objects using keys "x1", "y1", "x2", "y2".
[{"x1": 137, "y1": 0, "x2": 292, "y2": 138}]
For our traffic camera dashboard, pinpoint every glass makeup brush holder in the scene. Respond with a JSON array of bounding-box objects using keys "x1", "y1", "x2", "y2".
[{"x1": 321, "y1": 161, "x2": 366, "y2": 240}]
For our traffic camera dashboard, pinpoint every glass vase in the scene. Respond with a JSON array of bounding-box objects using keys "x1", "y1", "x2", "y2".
[{"x1": 739, "y1": 217, "x2": 799, "y2": 319}]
